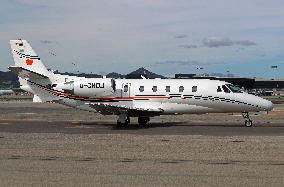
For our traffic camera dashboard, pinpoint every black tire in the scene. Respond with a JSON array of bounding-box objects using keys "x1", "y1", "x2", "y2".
[
  {"x1": 117, "y1": 118, "x2": 130, "y2": 127},
  {"x1": 126, "y1": 117, "x2": 130, "y2": 124},
  {"x1": 138, "y1": 117, "x2": 150, "y2": 126},
  {"x1": 245, "y1": 120, "x2": 253, "y2": 127}
]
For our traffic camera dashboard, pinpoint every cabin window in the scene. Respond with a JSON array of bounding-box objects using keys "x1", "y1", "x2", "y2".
[
  {"x1": 192, "y1": 86, "x2": 197, "y2": 92},
  {"x1": 217, "y1": 86, "x2": 222, "y2": 92},
  {"x1": 222, "y1": 85, "x2": 230, "y2": 93},
  {"x1": 123, "y1": 85, "x2": 128, "y2": 92},
  {"x1": 179, "y1": 86, "x2": 184, "y2": 92},
  {"x1": 165, "y1": 86, "x2": 170, "y2": 92},
  {"x1": 152, "y1": 86, "x2": 157, "y2": 92},
  {"x1": 139, "y1": 86, "x2": 144, "y2": 92}
]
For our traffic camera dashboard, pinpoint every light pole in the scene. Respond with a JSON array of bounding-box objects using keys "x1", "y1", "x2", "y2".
[
  {"x1": 271, "y1": 65, "x2": 277, "y2": 80},
  {"x1": 271, "y1": 65, "x2": 278, "y2": 95},
  {"x1": 196, "y1": 67, "x2": 204, "y2": 76}
]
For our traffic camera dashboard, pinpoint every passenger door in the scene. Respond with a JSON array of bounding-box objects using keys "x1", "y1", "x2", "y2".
[{"x1": 121, "y1": 83, "x2": 131, "y2": 97}]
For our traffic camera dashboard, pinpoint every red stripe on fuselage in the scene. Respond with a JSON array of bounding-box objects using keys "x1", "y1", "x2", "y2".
[{"x1": 30, "y1": 81, "x2": 171, "y2": 101}]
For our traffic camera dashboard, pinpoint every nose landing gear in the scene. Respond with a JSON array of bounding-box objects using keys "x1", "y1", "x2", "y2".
[{"x1": 242, "y1": 112, "x2": 253, "y2": 127}]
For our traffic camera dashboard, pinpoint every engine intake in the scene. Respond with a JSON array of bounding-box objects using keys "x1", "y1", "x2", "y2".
[{"x1": 55, "y1": 78, "x2": 116, "y2": 97}]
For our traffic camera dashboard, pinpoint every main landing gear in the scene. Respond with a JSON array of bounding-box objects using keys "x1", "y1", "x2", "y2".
[
  {"x1": 117, "y1": 114, "x2": 130, "y2": 127},
  {"x1": 138, "y1": 117, "x2": 150, "y2": 126},
  {"x1": 242, "y1": 112, "x2": 253, "y2": 127},
  {"x1": 116, "y1": 115, "x2": 151, "y2": 127}
]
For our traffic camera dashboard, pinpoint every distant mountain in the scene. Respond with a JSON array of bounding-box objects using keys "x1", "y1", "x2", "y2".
[
  {"x1": 53, "y1": 70, "x2": 102, "y2": 78},
  {"x1": 0, "y1": 67, "x2": 166, "y2": 88},
  {"x1": 127, "y1": 67, "x2": 166, "y2": 79},
  {"x1": 58, "y1": 67, "x2": 166, "y2": 79},
  {"x1": 1, "y1": 67, "x2": 238, "y2": 89},
  {"x1": 106, "y1": 72, "x2": 126, "y2": 79}
]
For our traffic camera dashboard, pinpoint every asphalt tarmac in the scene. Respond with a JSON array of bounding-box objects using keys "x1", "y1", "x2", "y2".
[
  {"x1": 0, "y1": 102, "x2": 283, "y2": 136},
  {"x1": 0, "y1": 101, "x2": 284, "y2": 186},
  {"x1": 1, "y1": 116, "x2": 284, "y2": 136}
]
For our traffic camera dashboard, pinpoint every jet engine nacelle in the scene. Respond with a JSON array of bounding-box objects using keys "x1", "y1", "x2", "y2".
[{"x1": 55, "y1": 78, "x2": 116, "y2": 97}]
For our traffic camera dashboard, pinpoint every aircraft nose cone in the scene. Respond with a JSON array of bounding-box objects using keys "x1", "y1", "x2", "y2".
[{"x1": 263, "y1": 100, "x2": 273, "y2": 111}]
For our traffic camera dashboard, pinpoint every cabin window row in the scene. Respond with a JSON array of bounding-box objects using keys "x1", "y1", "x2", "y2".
[{"x1": 138, "y1": 86, "x2": 197, "y2": 93}]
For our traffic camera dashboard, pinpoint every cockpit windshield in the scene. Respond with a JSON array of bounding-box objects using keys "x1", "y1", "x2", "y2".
[
  {"x1": 222, "y1": 85, "x2": 231, "y2": 93},
  {"x1": 226, "y1": 84, "x2": 242, "y2": 93}
]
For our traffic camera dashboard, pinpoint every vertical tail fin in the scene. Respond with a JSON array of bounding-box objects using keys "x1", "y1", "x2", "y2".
[
  {"x1": 10, "y1": 39, "x2": 51, "y2": 78},
  {"x1": 9, "y1": 39, "x2": 57, "y2": 102}
]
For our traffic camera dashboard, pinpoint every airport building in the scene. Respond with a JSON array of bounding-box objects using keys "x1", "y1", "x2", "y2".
[{"x1": 175, "y1": 74, "x2": 284, "y2": 95}]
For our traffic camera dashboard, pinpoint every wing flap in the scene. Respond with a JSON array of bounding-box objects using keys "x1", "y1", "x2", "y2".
[{"x1": 88, "y1": 103, "x2": 164, "y2": 116}]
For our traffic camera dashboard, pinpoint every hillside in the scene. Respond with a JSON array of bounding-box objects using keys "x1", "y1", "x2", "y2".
[{"x1": 0, "y1": 71, "x2": 19, "y2": 88}]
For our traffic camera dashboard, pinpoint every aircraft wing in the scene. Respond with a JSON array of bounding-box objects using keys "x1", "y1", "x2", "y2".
[{"x1": 88, "y1": 102, "x2": 164, "y2": 116}]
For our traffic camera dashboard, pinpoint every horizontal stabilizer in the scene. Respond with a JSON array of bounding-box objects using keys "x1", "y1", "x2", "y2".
[{"x1": 9, "y1": 66, "x2": 49, "y2": 80}]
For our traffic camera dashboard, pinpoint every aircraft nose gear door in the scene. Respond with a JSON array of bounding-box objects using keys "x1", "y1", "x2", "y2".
[{"x1": 121, "y1": 83, "x2": 131, "y2": 98}]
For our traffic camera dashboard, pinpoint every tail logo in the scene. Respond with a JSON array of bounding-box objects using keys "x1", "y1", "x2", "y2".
[{"x1": 26, "y1": 59, "x2": 33, "y2": 65}]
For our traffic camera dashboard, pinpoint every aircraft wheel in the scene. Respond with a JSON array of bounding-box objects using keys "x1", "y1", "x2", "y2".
[
  {"x1": 117, "y1": 116, "x2": 130, "y2": 127},
  {"x1": 245, "y1": 120, "x2": 253, "y2": 127},
  {"x1": 138, "y1": 117, "x2": 150, "y2": 126}
]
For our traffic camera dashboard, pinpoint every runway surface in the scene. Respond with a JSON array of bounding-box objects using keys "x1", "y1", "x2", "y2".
[
  {"x1": 0, "y1": 102, "x2": 283, "y2": 136},
  {"x1": 0, "y1": 102, "x2": 284, "y2": 186},
  {"x1": 1, "y1": 118, "x2": 284, "y2": 136}
]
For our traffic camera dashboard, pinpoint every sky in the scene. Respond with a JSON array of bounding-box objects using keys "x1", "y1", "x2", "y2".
[{"x1": 0, "y1": 0, "x2": 284, "y2": 78}]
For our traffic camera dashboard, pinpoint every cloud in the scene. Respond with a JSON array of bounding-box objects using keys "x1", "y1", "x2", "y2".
[
  {"x1": 40, "y1": 40, "x2": 53, "y2": 44},
  {"x1": 12, "y1": 0, "x2": 49, "y2": 7},
  {"x1": 257, "y1": 53, "x2": 266, "y2": 57},
  {"x1": 174, "y1": 34, "x2": 187, "y2": 39},
  {"x1": 156, "y1": 60, "x2": 200, "y2": 66},
  {"x1": 203, "y1": 37, "x2": 233, "y2": 47},
  {"x1": 154, "y1": 60, "x2": 225, "y2": 68},
  {"x1": 234, "y1": 40, "x2": 257, "y2": 46},
  {"x1": 202, "y1": 37, "x2": 256, "y2": 48},
  {"x1": 40, "y1": 40, "x2": 59, "y2": 44},
  {"x1": 179, "y1": 44, "x2": 198, "y2": 49}
]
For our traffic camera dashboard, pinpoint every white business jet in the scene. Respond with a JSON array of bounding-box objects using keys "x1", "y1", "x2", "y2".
[{"x1": 8, "y1": 39, "x2": 273, "y2": 127}]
